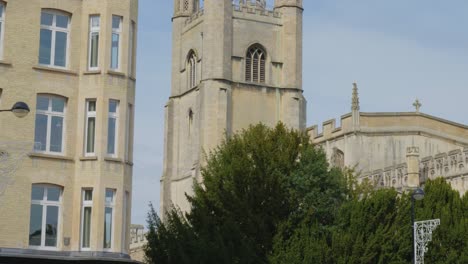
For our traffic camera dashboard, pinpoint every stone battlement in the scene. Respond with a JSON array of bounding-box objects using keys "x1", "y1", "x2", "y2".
[
  {"x1": 308, "y1": 113, "x2": 353, "y2": 140},
  {"x1": 360, "y1": 147, "x2": 468, "y2": 193},
  {"x1": 233, "y1": 3, "x2": 281, "y2": 19},
  {"x1": 308, "y1": 112, "x2": 468, "y2": 145},
  {"x1": 419, "y1": 148, "x2": 468, "y2": 184}
]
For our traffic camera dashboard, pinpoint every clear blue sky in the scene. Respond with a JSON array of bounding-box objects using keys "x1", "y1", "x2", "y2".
[{"x1": 131, "y1": 0, "x2": 468, "y2": 225}]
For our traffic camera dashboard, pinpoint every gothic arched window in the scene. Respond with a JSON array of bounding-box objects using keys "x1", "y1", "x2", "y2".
[
  {"x1": 331, "y1": 148, "x2": 345, "y2": 169},
  {"x1": 245, "y1": 45, "x2": 266, "y2": 83},
  {"x1": 187, "y1": 51, "x2": 197, "y2": 89}
]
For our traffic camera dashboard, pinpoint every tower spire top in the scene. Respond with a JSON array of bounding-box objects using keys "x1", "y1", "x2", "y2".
[{"x1": 352, "y1": 82, "x2": 360, "y2": 111}]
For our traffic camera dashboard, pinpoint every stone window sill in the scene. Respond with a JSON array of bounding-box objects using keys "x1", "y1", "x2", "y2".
[
  {"x1": 0, "y1": 60, "x2": 12, "y2": 67},
  {"x1": 33, "y1": 65, "x2": 78, "y2": 76},
  {"x1": 107, "y1": 70, "x2": 126, "y2": 77},
  {"x1": 79, "y1": 156, "x2": 98, "y2": 161},
  {"x1": 29, "y1": 152, "x2": 74, "y2": 161},
  {"x1": 83, "y1": 70, "x2": 102, "y2": 75},
  {"x1": 104, "y1": 156, "x2": 123, "y2": 163}
]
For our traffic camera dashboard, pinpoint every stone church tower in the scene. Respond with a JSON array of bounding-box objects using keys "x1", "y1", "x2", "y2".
[{"x1": 161, "y1": 0, "x2": 306, "y2": 213}]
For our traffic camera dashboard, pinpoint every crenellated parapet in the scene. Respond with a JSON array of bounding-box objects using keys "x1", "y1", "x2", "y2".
[
  {"x1": 308, "y1": 113, "x2": 353, "y2": 140},
  {"x1": 359, "y1": 147, "x2": 468, "y2": 194},
  {"x1": 308, "y1": 111, "x2": 468, "y2": 145},
  {"x1": 419, "y1": 148, "x2": 468, "y2": 183},
  {"x1": 233, "y1": 1, "x2": 281, "y2": 18},
  {"x1": 361, "y1": 164, "x2": 409, "y2": 190}
]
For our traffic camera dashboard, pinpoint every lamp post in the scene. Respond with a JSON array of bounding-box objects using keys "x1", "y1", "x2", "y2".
[
  {"x1": 0, "y1": 102, "x2": 30, "y2": 118},
  {"x1": 411, "y1": 188, "x2": 425, "y2": 264}
]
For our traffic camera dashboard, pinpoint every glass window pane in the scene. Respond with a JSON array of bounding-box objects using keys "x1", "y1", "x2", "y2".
[
  {"x1": 45, "y1": 206, "x2": 59, "y2": 247},
  {"x1": 112, "y1": 16, "x2": 121, "y2": 29},
  {"x1": 50, "y1": 116, "x2": 63, "y2": 152},
  {"x1": 84, "y1": 190, "x2": 93, "y2": 201},
  {"x1": 34, "y1": 114, "x2": 48, "y2": 151},
  {"x1": 109, "y1": 100, "x2": 118, "y2": 113},
  {"x1": 0, "y1": 4, "x2": 4, "y2": 18},
  {"x1": 82, "y1": 207, "x2": 92, "y2": 248},
  {"x1": 103, "y1": 207, "x2": 113, "y2": 248},
  {"x1": 36, "y1": 96, "x2": 49, "y2": 111},
  {"x1": 39, "y1": 29, "x2": 52, "y2": 65},
  {"x1": 107, "y1": 118, "x2": 116, "y2": 154},
  {"x1": 88, "y1": 101, "x2": 96, "y2": 112},
  {"x1": 56, "y1": 15, "x2": 69, "y2": 28},
  {"x1": 29, "y1": 204, "x2": 43, "y2": 246},
  {"x1": 90, "y1": 33, "x2": 99, "y2": 68},
  {"x1": 105, "y1": 189, "x2": 114, "y2": 203},
  {"x1": 110, "y1": 34, "x2": 119, "y2": 69},
  {"x1": 51, "y1": 97, "x2": 65, "y2": 112},
  {"x1": 86, "y1": 117, "x2": 95, "y2": 153},
  {"x1": 54, "y1": 31, "x2": 67, "y2": 67},
  {"x1": 47, "y1": 187, "x2": 61, "y2": 201},
  {"x1": 41, "y1": 12, "x2": 53, "y2": 26},
  {"x1": 91, "y1": 16, "x2": 100, "y2": 28},
  {"x1": 31, "y1": 186, "x2": 45, "y2": 200}
]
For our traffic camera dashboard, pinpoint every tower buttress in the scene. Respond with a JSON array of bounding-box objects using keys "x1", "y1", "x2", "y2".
[
  {"x1": 274, "y1": 0, "x2": 303, "y2": 89},
  {"x1": 203, "y1": 0, "x2": 233, "y2": 80}
]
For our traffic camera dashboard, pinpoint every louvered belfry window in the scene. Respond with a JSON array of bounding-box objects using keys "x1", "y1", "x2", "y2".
[
  {"x1": 188, "y1": 51, "x2": 197, "y2": 89},
  {"x1": 246, "y1": 45, "x2": 266, "y2": 83}
]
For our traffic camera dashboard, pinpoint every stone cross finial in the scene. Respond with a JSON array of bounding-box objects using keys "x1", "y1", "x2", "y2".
[
  {"x1": 352, "y1": 82, "x2": 360, "y2": 111},
  {"x1": 413, "y1": 99, "x2": 422, "y2": 113}
]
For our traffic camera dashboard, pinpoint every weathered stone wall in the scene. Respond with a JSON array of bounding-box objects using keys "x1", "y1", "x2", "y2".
[
  {"x1": 0, "y1": 0, "x2": 138, "y2": 256},
  {"x1": 309, "y1": 112, "x2": 468, "y2": 194},
  {"x1": 162, "y1": 0, "x2": 305, "y2": 213}
]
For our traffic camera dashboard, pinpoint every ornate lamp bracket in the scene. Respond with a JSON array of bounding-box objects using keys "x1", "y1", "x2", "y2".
[{"x1": 414, "y1": 219, "x2": 440, "y2": 264}]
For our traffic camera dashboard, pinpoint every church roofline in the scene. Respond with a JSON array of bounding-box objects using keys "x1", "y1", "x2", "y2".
[
  {"x1": 307, "y1": 111, "x2": 468, "y2": 132},
  {"x1": 307, "y1": 111, "x2": 468, "y2": 145},
  {"x1": 359, "y1": 112, "x2": 468, "y2": 129}
]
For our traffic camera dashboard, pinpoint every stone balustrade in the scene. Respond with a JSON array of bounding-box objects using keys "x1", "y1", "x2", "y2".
[{"x1": 359, "y1": 147, "x2": 468, "y2": 194}]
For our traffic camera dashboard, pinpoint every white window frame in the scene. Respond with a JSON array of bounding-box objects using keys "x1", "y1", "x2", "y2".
[
  {"x1": 29, "y1": 184, "x2": 62, "y2": 250},
  {"x1": 0, "y1": 2, "x2": 6, "y2": 60},
  {"x1": 110, "y1": 15, "x2": 122, "y2": 71},
  {"x1": 121, "y1": 191, "x2": 129, "y2": 253},
  {"x1": 80, "y1": 189, "x2": 93, "y2": 251},
  {"x1": 125, "y1": 103, "x2": 133, "y2": 161},
  {"x1": 34, "y1": 95, "x2": 67, "y2": 155},
  {"x1": 84, "y1": 99, "x2": 96, "y2": 156},
  {"x1": 103, "y1": 189, "x2": 116, "y2": 250},
  {"x1": 107, "y1": 100, "x2": 119, "y2": 157},
  {"x1": 88, "y1": 15, "x2": 100, "y2": 71},
  {"x1": 128, "y1": 20, "x2": 136, "y2": 76},
  {"x1": 39, "y1": 10, "x2": 71, "y2": 69}
]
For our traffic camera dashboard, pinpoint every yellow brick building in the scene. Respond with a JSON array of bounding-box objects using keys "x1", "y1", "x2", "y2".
[{"x1": 0, "y1": 0, "x2": 138, "y2": 261}]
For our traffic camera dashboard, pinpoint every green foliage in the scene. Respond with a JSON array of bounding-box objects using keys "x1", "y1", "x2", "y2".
[
  {"x1": 270, "y1": 178, "x2": 467, "y2": 264},
  {"x1": 420, "y1": 178, "x2": 468, "y2": 263},
  {"x1": 144, "y1": 203, "x2": 199, "y2": 264},
  {"x1": 146, "y1": 123, "x2": 344, "y2": 264},
  {"x1": 145, "y1": 123, "x2": 467, "y2": 264}
]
